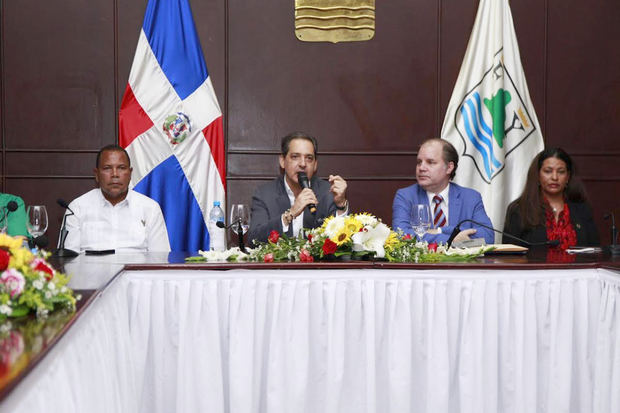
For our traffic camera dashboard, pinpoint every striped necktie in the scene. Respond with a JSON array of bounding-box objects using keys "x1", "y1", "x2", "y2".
[{"x1": 433, "y1": 195, "x2": 447, "y2": 227}]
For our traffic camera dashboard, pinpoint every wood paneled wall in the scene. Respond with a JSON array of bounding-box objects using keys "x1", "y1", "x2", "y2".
[{"x1": 1, "y1": 0, "x2": 619, "y2": 245}]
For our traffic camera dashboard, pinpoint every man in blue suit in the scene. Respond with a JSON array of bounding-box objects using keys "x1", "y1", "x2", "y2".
[{"x1": 392, "y1": 138, "x2": 494, "y2": 244}]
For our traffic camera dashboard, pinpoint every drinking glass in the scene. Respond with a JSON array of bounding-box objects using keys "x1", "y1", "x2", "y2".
[
  {"x1": 230, "y1": 204, "x2": 250, "y2": 235},
  {"x1": 410, "y1": 204, "x2": 431, "y2": 239},
  {"x1": 27, "y1": 205, "x2": 49, "y2": 238}
]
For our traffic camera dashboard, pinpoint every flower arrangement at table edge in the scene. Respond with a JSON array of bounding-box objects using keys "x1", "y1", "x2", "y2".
[
  {"x1": 0, "y1": 234, "x2": 78, "y2": 321},
  {"x1": 188, "y1": 212, "x2": 493, "y2": 263}
]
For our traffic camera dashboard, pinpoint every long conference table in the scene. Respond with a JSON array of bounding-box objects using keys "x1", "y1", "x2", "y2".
[{"x1": 0, "y1": 251, "x2": 619, "y2": 413}]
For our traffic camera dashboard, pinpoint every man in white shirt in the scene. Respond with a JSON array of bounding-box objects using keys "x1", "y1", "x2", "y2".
[
  {"x1": 63, "y1": 145, "x2": 170, "y2": 253},
  {"x1": 248, "y1": 132, "x2": 349, "y2": 244}
]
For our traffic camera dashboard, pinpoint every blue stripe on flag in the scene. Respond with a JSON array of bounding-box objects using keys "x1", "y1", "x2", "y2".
[
  {"x1": 472, "y1": 93, "x2": 501, "y2": 168},
  {"x1": 142, "y1": 0, "x2": 208, "y2": 100},
  {"x1": 134, "y1": 155, "x2": 210, "y2": 252},
  {"x1": 461, "y1": 104, "x2": 493, "y2": 179}
]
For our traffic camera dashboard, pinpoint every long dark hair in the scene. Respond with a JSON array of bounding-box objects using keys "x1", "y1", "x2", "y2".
[{"x1": 509, "y1": 147, "x2": 588, "y2": 228}]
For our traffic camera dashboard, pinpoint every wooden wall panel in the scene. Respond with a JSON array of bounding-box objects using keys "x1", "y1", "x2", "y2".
[
  {"x1": 227, "y1": 0, "x2": 437, "y2": 153},
  {"x1": 3, "y1": 0, "x2": 115, "y2": 150},
  {"x1": 6, "y1": 152, "x2": 96, "y2": 177},
  {"x1": 546, "y1": 0, "x2": 620, "y2": 149}
]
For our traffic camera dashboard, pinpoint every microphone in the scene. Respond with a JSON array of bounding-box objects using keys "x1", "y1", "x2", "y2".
[
  {"x1": 1, "y1": 200, "x2": 19, "y2": 231},
  {"x1": 6, "y1": 201, "x2": 18, "y2": 213},
  {"x1": 297, "y1": 172, "x2": 317, "y2": 215},
  {"x1": 53, "y1": 198, "x2": 79, "y2": 258},
  {"x1": 446, "y1": 219, "x2": 560, "y2": 249},
  {"x1": 216, "y1": 219, "x2": 247, "y2": 253}
]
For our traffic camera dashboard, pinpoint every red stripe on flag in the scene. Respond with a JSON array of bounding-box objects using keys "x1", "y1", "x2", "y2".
[
  {"x1": 119, "y1": 84, "x2": 154, "y2": 148},
  {"x1": 202, "y1": 116, "x2": 226, "y2": 190}
]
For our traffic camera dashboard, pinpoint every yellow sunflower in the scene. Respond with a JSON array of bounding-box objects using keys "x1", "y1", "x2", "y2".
[
  {"x1": 0, "y1": 233, "x2": 23, "y2": 251},
  {"x1": 344, "y1": 216, "x2": 363, "y2": 234},
  {"x1": 333, "y1": 227, "x2": 352, "y2": 246}
]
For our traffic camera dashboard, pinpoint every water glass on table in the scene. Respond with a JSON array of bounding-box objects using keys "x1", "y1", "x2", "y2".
[
  {"x1": 411, "y1": 204, "x2": 431, "y2": 240},
  {"x1": 27, "y1": 205, "x2": 48, "y2": 248}
]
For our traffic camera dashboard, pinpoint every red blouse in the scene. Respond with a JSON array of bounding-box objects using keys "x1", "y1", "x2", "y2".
[{"x1": 544, "y1": 202, "x2": 577, "y2": 250}]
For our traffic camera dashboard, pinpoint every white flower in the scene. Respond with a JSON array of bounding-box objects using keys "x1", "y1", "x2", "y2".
[
  {"x1": 60, "y1": 286, "x2": 68, "y2": 293},
  {"x1": 47, "y1": 282, "x2": 56, "y2": 291},
  {"x1": 354, "y1": 213, "x2": 378, "y2": 227},
  {"x1": 351, "y1": 222, "x2": 391, "y2": 258},
  {"x1": 323, "y1": 216, "x2": 346, "y2": 238},
  {"x1": 198, "y1": 247, "x2": 250, "y2": 262},
  {"x1": 33, "y1": 280, "x2": 44, "y2": 290},
  {"x1": 0, "y1": 305, "x2": 12, "y2": 315},
  {"x1": 0, "y1": 269, "x2": 25, "y2": 298},
  {"x1": 45, "y1": 291, "x2": 52, "y2": 299}
]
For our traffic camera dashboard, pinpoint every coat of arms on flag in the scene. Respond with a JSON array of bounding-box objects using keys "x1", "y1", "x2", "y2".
[{"x1": 453, "y1": 49, "x2": 538, "y2": 184}]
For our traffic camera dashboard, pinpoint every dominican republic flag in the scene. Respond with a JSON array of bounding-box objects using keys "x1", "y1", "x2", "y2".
[
  {"x1": 119, "y1": 0, "x2": 225, "y2": 252},
  {"x1": 441, "y1": 0, "x2": 544, "y2": 241}
]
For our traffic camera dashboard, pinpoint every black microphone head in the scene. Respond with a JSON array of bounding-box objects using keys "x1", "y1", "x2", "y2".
[
  {"x1": 297, "y1": 172, "x2": 310, "y2": 189},
  {"x1": 6, "y1": 201, "x2": 18, "y2": 212},
  {"x1": 216, "y1": 221, "x2": 226, "y2": 229},
  {"x1": 547, "y1": 239, "x2": 560, "y2": 247},
  {"x1": 57, "y1": 198, "x2": 70, "y2": 209}
]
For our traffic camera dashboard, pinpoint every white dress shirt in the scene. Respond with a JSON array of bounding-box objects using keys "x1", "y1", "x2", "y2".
[{"x1": 63, "y1": 189, "x2": 171, "y2": 253}]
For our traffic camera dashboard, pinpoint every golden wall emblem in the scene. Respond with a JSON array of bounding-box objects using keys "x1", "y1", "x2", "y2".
[{"x1": 295, "y1": 0, "x2": 375, "y2": 43}]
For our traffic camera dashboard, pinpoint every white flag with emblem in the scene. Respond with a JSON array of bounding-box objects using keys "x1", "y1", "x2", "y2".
[{"x1": 441, "y1": 0, "x2": 544, "y2": 240}]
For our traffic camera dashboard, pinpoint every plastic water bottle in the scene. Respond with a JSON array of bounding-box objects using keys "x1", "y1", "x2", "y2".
[{"x1": 209, "y1": 201, "x2": 226, "y2": 251}]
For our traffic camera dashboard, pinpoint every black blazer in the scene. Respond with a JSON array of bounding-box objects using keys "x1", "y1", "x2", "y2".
[
  {"x1": 248, "y1": 176, "x2": 338, "y2": 245},
  {"x1": 502, "y1": 200, "x2": 600, "y2": 247}
]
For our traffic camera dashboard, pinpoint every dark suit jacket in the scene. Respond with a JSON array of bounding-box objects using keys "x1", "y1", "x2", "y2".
[
  {"x1": 392, "y1": 183, "x2": 494, "y2": 244},
  {"x1": 502, "y1": 200, "x2": 600, "y2": 247},
  {"x1": 248, "y1": 176, "x2": 338, "y2": 244}
]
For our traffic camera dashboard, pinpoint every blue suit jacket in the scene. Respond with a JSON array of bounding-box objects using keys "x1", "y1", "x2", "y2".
[{"x1": 392, "y1": 183, "x2": 494, "y2": 244}]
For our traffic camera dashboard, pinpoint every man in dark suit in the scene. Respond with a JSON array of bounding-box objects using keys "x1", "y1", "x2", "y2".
[
  {"x1": 248, "y1": 132, "x2": 349, "y2": 244},
  {"x1": 392, "y1": 138, "x2": 494, "y2": 244}
]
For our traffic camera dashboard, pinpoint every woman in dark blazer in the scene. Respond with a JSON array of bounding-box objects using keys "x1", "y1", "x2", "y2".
[{"x1": 503, "y1": 148, "x2": 599, "y2": 248}]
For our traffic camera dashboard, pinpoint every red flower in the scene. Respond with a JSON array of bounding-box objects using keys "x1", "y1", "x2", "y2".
[
  {"x1": 403, "y1": 234, "x2": 412, "y2": 240},
  {"x1": 307, "y1": 234, "x2": 313, "y2": 243},
  {"x1": 32, "y1": 258, "x2": 55, "y2": 281},
  {"x1": 0, "y1": 250, "x2": 9, "y2": 271},
  {"x1": 322, "y1": 238, "x2": 338, "y2": 255},
  {"x1": 300, "y1": 249, "x2": 314, "y2": 262},
  {"x1": 268, "y1": 230, "x2": 280, "y2": 243},
  {"x1": 428, "y1": 242, "x2": 438, "y2": 252},
  {"x1": 264, "y1": 253, "x2": 274, "y2": 263}
]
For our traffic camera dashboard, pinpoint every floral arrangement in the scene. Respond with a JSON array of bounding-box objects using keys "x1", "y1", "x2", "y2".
[
  {"x1": 0, "y1": 234, "x2": 77, "y2": 320},
  {"x1": 190, "y1": 213, "x2": 491, "y2": 263}
]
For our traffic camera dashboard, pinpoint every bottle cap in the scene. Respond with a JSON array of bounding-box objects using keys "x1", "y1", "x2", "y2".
[{"x1": 213, "y1": 201, "x2": 220, "y2": 206}]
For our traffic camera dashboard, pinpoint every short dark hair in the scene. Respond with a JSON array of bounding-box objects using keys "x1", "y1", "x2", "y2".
[
  {"x1": 419, "y1": 138, "x2": 459, "y2": 179},
  {"x1": 280, "y1": 132, "x2": 318, "y2": 158},
  {"x1": 96, "y1": 144, "x2": 131, "y2": 168}
]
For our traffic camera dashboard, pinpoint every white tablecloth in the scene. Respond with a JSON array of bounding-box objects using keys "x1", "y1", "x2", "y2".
[{"x1": 5, "y1": 268, "x2": 620, "y2": 413}]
